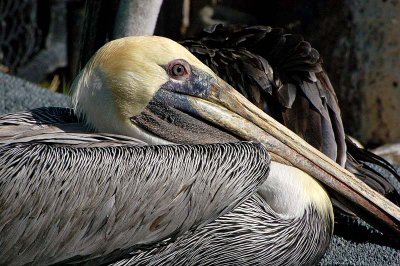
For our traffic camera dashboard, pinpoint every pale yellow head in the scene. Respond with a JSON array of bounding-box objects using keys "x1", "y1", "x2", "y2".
[{"x1": 70, "y1": 36, "x2": 214, "y2": 142}]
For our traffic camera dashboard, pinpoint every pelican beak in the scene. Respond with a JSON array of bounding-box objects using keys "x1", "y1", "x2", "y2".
[
  {"x1": 132, "y1": 72, "x2": 400, "y2": 236},
  {"x1": 197, "y1": 76, "x2": 400, "y2": 236}
]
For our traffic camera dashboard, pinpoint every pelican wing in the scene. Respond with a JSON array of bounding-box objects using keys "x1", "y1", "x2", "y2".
[{"x1": 0, "y1": 108, "x2": 270, "y2": 265}]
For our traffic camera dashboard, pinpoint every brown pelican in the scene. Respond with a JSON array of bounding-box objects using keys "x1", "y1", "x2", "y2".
[
  {"x1": 76, "y1": 0, "x2": 400, "y2": 232},
  {"x1": 1, "y1": 36, "x2": 399, "y2": 265}
]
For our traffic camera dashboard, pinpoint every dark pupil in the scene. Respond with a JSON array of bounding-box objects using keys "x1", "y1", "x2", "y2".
[{"x1": 173, "y1": 64, "x2": 184, "y2": 75}]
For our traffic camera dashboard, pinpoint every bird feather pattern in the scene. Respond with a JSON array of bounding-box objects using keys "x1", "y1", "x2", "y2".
[{"x1": 0, "y1": 108, "x2": 270, "y2": 265}]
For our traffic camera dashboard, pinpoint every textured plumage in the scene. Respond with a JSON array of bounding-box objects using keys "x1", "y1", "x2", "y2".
[
  {"x1": 113, "y1": 195, "x2": 331, "y2": 266},
  {"x1": 1, "y1": 36, "x2": 399, "y2": 265},
  {"x1": 180, "y1": 24, "x2": 400, "y2": 208},
  {"x1": 0, "y1": 108, "x2": 271, "y2": 265},
  {"x1": 0, "y1": 109, "x2": 332, "y2": 266}
]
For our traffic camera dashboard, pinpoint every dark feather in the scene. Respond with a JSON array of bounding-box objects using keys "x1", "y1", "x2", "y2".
[{"x1": 346, "y1": 136, "x2": 400, "y2": 206}]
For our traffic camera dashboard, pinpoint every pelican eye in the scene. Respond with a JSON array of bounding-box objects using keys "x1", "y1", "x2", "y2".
[
  {"x1": 167, "y1": 59, "x2": 190, "y2": 80},
  {"x1": 173, "y1": 64, "x2": 185, "y2": 76}
]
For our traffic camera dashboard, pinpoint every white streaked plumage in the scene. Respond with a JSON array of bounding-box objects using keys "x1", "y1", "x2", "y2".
[{"x1": 0, "y1": 112, "x2": 270, "y2": 265}]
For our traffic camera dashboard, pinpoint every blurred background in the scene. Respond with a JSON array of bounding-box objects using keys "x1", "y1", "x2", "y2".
[{"x1": 1, "y1": 0, "x2": 399, "y2": 149}]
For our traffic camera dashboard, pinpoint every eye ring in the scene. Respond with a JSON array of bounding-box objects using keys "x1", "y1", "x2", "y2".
[{"x1": 167, "y1": 59, "x2": 190, "y2": 79}]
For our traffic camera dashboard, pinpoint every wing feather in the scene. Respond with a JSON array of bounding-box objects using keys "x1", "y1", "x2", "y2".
[{"x1": 0, "y1": 108, "x2": 270, "y2": 265}]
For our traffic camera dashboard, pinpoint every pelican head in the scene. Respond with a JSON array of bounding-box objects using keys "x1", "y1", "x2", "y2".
[
  {"x1": 71, "y1": 36, "x2": 220, "y2": 144},
  {"x1": 71, "y1": 36, "x2": 400, "y2": 236}
]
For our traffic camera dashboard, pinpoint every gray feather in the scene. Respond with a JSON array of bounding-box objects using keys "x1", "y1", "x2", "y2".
[{"x1": 0, "y1": 107, "x2": 270, "y2": 265}]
